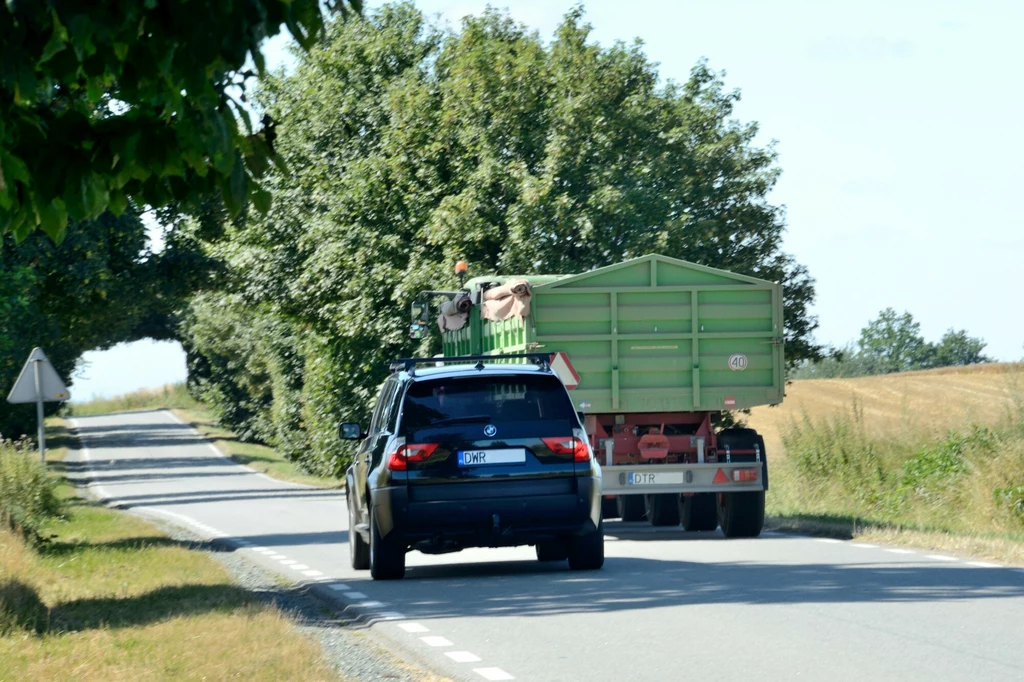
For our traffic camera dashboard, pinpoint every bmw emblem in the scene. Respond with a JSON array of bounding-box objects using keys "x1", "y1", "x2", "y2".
[{"x1": 484, "y1": 424, "x2": 497, "y2": 438}]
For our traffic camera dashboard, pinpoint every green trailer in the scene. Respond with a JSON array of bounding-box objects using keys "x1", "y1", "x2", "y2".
[{"x1": 425, "y1": 254, "x2": 784, "y2": 537}]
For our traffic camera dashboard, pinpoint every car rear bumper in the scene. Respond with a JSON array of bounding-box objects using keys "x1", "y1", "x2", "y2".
[{"x1": 374, "y1": 476, "x2": 601, "y2": 549}]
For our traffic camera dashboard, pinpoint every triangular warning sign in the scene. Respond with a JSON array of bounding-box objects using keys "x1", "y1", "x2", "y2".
[
  {"x1": 6, "y1": 348, "x2": 70, "y2": 404},
  {"x1": 549, "y1": 352, "x2": 581, "y2": 390},
  {"x1": 712, "y1": 468, "x2": 730, "y2": 484}
]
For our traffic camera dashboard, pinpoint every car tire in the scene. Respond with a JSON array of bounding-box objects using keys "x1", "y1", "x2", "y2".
[
  {"x1": 349, "y1": 494, "x2": 369, "y2": 570},
  {"x1": 601, "y1": 496, "x2": 619, "y2": 520},
  {"x1": 645, "y1": 493, "x2": 680, "y2": 526},
  {"x1": 369, "y1": 505, "x2": 406, "y2": 580},
  {"x1": 616, "y1": 495, "x2": 645, "y2": 522},
  {"x1": 717, "y1": 490, "x2": 765, "y2": 538},
  {"x1": 535, "y1": 539, "x2": 569, "y2": 562},
  {"x1": 567, "y1": 520, "x2": 604, "y2": 570},
  {"x1": 679, "y1": 493, "x2": 717, "y2": 531}
]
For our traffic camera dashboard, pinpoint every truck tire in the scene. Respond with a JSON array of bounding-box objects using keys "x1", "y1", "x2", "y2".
[
  {"x1": 601, "y1": 496, "x2": 620, "y2": 519},
  {"x1": 348, "y1": 494, "x2": 369, "y2": 570},
  {"x1": 616, "y1": 495, "x2": 645, "y2": 522},
  {"x1": 679, "y1": 493, "x2": 717, "y2": 531},
  {"x1": 715, "y1": 428, "x2": 766, "y2": 538},
  {"x1": 369, "y1": 505, "x2": 406, "y2": 580},
  {"x1": 536, "y1": 539, "x2": 569, "y2": 562},
  {"x1": 645, "y1": 493, "x2": 680, "y2": 526},
  {"x1": 567, "y1": 520, "x2": 604, "y2": 570},
  {"x1": 717, "y1": 490, "x2": 765, "y2": 538}
]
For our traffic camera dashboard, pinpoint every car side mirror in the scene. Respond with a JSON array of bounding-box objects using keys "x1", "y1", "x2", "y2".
[{"x1": 339, "y1": 422, "x2": 364, "y2": 440}]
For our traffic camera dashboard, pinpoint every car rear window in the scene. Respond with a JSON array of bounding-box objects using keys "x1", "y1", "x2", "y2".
[{"x1": 401, "y1": 374, "x2": 576, "y2": 432}]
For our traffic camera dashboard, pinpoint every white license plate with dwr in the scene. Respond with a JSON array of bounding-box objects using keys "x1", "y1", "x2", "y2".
[{"x1": 458, "y1": 449, "x2": 527, "y2": 466}]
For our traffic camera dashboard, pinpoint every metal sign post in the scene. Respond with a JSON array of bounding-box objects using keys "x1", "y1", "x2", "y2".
[
  {"x1": 6, "y1": 347, "x2": 70, "y2": 464},
  {"x1": 33, "y1": 357, "x2": 46, "y2": 463}
]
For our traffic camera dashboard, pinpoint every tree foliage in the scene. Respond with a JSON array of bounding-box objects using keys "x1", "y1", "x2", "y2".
[
  {"x1": 792, "y1": 310, "x2": 991, "y2": 379},
  {"x1": 1, "y1": 210, "x2": 150, "y2": 436},
  {"x1": 0, "y1": 0, "x2": 361, "y2": 243},
  {"x1": 858, "y1": 308, "x2": 930, "y2": 374},
  {"x1": 179, "y1": 4, "x2": 821, "y2": 475}
]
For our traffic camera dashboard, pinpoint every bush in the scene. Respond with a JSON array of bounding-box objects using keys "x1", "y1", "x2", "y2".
[
  {"x1": 0, "y1": 437, "x2": 62, "y2": 539},
  {"x1": 776, "y1": 401, "x2": 1024, "y2": 535}
]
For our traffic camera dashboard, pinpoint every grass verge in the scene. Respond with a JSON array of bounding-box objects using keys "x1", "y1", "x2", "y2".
[
  {"x1": 0, "y1": 420, "x2": 341, "y2": 681},
  {"x1": 764, "y1": 371, "x2": 1024, "y2": 564},
  {"x1": 68, "y1": 385, "x2": 342, "y2": 489}
]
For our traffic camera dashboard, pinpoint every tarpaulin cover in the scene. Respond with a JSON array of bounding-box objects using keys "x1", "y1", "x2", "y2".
[
  {"x1": 480, "y1": 279, "x2": 531, "y2": 321},
  {"x1": 437, "y1": 293, "x2": 472, "y2": 331}
]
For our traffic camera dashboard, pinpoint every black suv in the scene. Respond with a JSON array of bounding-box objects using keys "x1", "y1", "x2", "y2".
[{"x1": 342, "y1": 356, "x2": 604, "y2": 580}]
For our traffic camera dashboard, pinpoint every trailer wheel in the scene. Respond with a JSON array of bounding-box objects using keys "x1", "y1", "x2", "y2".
[
  {"x1": 717, "y1": 491, "x2": 765, "y2": 538},
  {"x1": 644, "y1": 494, "x2": 680, "y2": 526},
  {"x1": 715, "y1": 428, "x2": 767, "y2": 538},
  {"x1": 616, "y1": 495, "x2": 645, "y2": 522},
  {"x1": 601, "y1": 496, "x2": 620, "y2": 520},
  {"x1": 679, "y1": 493, "x2": 717, "y2": 531}
]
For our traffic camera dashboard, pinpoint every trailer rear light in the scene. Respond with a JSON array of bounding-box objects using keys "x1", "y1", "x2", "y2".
[
  {"x1": 387, "y1": 443, "x2": 439, "y2": 470},
  {"x1": 732, "y1": 468, "x2": 759, "y2": 482},
  {"x1": 542, "y1": 437, "x2": 591, "y2": 462}
]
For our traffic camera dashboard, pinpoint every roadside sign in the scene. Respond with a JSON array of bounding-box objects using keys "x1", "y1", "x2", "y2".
[
  {"x1": 6, "y1": 347, "x2": 70, "y2": 464},
  {"x1": 8, "y1": 348, "x2": 70, "y2": 403},
  {"x1": 549, "y1": 352, "x2": 581, "y2": 390}
]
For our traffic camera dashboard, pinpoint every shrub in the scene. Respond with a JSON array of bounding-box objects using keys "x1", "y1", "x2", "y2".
[{"x1": 0, "y1": 437, "x2": 62, "y2": 539}]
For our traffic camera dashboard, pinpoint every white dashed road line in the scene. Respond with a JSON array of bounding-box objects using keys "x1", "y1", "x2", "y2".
[
  {"x1": 72, "y1": 415, "x2": 520, "y2": 681},
  {"x1": 446, "y1": 651, "x2": 483, "y2": 663},
  {"x1": 966, "y1": 561, "x2": 1001, "y2": 568},
  {"x1": 886, "y1": 548, "x2": 915, "y2": 554},
  {"x1": 850, "y1": 542, "x2": 878, "y2": 549},
  {"x1": 926, "y1": 554, "x2": 958, "y2": 562},
  {"x1": 421, "y1": 636, "x2": 454, "y2": 647}
]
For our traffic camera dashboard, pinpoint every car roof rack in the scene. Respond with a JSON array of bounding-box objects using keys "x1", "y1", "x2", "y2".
[{"x1": 389, "y1": 353, "x2": 551, "y2": 374}]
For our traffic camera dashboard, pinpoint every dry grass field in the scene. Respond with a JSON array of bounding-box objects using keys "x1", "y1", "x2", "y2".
[{"x1": 747, "y1": 362, "x2": 1024, "y2": 461}]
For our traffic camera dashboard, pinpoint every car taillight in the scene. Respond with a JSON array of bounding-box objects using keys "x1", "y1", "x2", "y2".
[
  {"x1": 387, "y1": 443, "x2": 439, "y2": 471},
  {"x1": 542, "y1": 437, "x2": 591, "y2": 462}
]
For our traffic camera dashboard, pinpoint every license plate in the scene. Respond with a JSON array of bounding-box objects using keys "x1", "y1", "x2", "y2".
[
  {"x1": 458, "y1": 449, "x2": 527, "y2": 466},
  {"x1": 627, "y1": 472, "x2": 685, "y2": 486}
]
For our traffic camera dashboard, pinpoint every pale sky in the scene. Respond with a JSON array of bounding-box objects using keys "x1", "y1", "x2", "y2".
[{"x1": 72, "y1": 0, "x2": 1024, "y2": 400}]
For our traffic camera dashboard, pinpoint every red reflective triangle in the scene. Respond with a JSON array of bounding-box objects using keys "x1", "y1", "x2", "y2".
[
  {"x1": 549, "y1": 352, "x2": 581, "y2": 390},
  {"x1": 712, "y1": 468, "x2": 730, "y2": 484}
]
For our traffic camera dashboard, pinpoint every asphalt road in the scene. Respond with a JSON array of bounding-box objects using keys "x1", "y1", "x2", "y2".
[{"x1": 68, "y1": 410, "x2": 1024, "y2": 682}]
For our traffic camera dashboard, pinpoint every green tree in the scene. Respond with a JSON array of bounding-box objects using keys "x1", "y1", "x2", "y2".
[
  {"x1": 182, "y1": 4, "x2": 822, "y2": 474},
  {"x1": 0, "y1": 206, "x2": 210, "y2": 438},
  {"x1": 931, "y1": 329, "x2": 990, "y2": 367},
  {"x1": 0, "y1": 0, "x2": 362, "y2": 243},
  {"x1": 858, "y1": 308, "x2": 930, "y2": 374}
]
